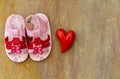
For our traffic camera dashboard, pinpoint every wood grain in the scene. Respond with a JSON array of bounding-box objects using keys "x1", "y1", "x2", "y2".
[{"x1": 0, "y1": 0, "x2": 120, "y2": 79}]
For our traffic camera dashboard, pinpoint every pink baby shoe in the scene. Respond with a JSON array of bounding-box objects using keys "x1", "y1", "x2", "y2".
[
  {"x1": 26, "y1": 13, "x2": 52, "y2": 61},
  {"x1": 4, "y1": 14, "x2": 28, "y2": 62}
]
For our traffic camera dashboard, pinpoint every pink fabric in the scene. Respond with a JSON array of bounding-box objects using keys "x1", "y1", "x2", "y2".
[
  {"x1": 26, "y1": 29, "x2": 40, "y2": 37},
  {"x1": 5, "y1": 14, "x2": 28, "y2": 63},
  {"x1": 10, "y1": 45, "x2": 21, "y2": 54},
  {"x1": 37, "y1": 16, "x2": 48, "y2": 34},
  {"x1": 6, "y1": 27, "x2": 19, "y2": 36},
  {"x1": 6, "y1": 27, "x2": 25, "y2": 37},
  {"x1": 26, "y1": 15, "x2": 41, "y2": 37},
  {"x1": 26, "y1": 13, "x2": 52, "y2": 61},
  {"x1": 5, "y1": 14, "x2": 25, "y2": 36},
  {"x1": 33, "y1": 47, "x2": 43, "y2": 54}
]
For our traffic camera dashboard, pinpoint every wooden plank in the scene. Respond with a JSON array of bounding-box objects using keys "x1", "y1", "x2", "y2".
[{"x1": 0, "y1": 0, "x2": 120, "y2": 79}]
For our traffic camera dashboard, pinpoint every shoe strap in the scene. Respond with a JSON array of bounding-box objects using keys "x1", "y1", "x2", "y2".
[
  {"x1": 6, "y1": 26, "x2": 25, "y2": 37},
  {"x1": 26, "y1": 28, "x2": 40, "y2": 37}
]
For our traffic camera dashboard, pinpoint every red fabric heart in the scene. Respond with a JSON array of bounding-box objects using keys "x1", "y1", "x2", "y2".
[{"x1": 56, "y1": 29, "x2": 75, "y2": 53}]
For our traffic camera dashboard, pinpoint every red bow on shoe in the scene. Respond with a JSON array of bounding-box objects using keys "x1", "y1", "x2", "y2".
[
  {"x1": 10, "y1": 46, "x2": 21, "y2": 54},
  {"x1": 33, "y1": 47, "x2": 43, "y2": 54},
  {"x1": 28, "y1": 34, "x2": 50, "y2": 54},
  {"x1": 5, "y1": 36, "x2": 27, "y2": 54}
]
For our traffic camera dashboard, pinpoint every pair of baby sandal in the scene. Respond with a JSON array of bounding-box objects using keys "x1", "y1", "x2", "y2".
[{"x1": 4, "y1": 13, "x2": 51, "y2": 62}]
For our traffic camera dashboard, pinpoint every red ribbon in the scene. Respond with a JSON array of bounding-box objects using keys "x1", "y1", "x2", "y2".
[
  {"x1": 9, "y1": 46, "x2": 21, "y2": 54},
  {"x1": 33, "y1": 47, "x2": 43, "y2": 54}
]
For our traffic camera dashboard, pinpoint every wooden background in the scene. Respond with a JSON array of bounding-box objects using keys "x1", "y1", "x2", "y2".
[{"x1": 0, "y1": 0, "x2": 120, "y2": 79}]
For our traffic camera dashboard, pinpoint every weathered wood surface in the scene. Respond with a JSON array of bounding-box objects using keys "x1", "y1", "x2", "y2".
[{"x1": 0, "y1": 0, "x2": 120, "y2": 79}]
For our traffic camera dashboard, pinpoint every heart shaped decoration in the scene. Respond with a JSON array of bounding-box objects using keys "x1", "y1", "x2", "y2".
[{"x1": 56, "y1": 28, "x2": 75, "y2": 53}]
